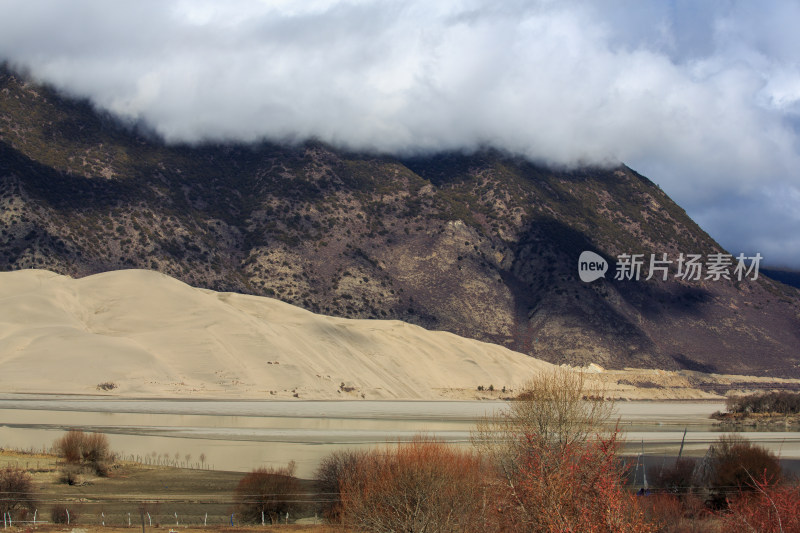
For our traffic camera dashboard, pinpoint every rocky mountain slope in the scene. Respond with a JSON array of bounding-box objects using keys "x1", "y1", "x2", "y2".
[{"x1": 2, "y1": 66, "x2": 799, "y2": 377}]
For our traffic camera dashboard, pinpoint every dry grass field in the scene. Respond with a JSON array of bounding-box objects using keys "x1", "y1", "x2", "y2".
[{"x1": 0, "y1": 450, "x2": 333, "y2": 531}]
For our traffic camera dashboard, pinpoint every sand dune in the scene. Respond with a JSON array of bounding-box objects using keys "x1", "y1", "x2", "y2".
[{"x1": 0, "y1": 269, "x2": 555, "y2": 399}]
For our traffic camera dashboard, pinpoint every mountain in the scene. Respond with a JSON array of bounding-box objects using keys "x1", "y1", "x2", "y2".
[{"x1": 1, "y1": 66, "x2": 799, "y2": 377}]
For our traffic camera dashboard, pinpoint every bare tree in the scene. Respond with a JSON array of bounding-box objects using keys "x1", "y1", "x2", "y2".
[
  {"x1": 472, "y1": 367, "x2": 623, "y2": 531},
  {"x1": 314, "y1": 449, "x2": 368, "y2": 521},
  {"x1": 473, "y1": 367, "x2": 614, "y2": 477},
  {"x1": 53, "y1": 430, "x2": 84, "y2": 463},
  {"x1": 476, "y1": 367, "x2": 614, "y2": 447},
  {"x1": 53, "y1": 430, "x2": 111, "y2": 476},
  {"x1": 234, "y1": 462, "x2": 300, "y2": 524},
  {"x1": 0, "y1": 467, "x2": 36, "y2": 517}
]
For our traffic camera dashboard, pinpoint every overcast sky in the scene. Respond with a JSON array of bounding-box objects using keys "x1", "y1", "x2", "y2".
[{"x1": 1, "y1": 0, "x2": 799, "y2": 267}]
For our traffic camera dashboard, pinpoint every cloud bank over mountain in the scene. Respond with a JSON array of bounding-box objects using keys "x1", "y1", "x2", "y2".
[{"x1": 1, "y1": 0, "x2": 799, "y2": 265}]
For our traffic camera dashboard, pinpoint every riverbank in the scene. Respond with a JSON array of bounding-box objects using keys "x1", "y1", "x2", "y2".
[
  {"x1": 711, "y1": 410, "x2": 800, "y2": 428},
  {"x1": 0, "y1": 448, "x2": 327, "y2": 529}
]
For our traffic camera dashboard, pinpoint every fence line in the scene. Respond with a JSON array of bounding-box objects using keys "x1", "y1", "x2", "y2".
[{"x1": 1, "y1": 508, "x2": 323, "y2": 527}]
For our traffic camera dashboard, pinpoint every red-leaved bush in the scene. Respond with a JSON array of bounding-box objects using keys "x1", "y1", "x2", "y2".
[
  {"x1": 337, "y1": 436, "x2": 487, "y2": 532},
  {"x1": 496, "y1": 429, "x2": 655, "y2": 533},
  {"x1": 638, "y1": 493, "x2": 714, "y2": 533},
  {"x1": 722, "y1": 472, "x2": 800, "y2": 533}
]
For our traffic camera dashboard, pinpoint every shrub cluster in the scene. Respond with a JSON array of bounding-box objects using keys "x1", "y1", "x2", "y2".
[
  {"x1": 0, "y1": 467, "x2": 36, "y2": 517},
  {"x1": 311, "y1": 369, "x2": 800, "y2": 532},
  {"x1": 500, "y1": 430, "x2": 651, "y2": 532},
  {"x1": 335, "y1": 437, "x2": 486, "y2": 532},
  {"x1": 314, "y1": 449, "x2": 367, "y2": 522},
  {"x1": 697, "y1": 434, "x2": 782, "y2": 509},
  {"x1": 314, "y1": 432, "x2": 796, "y2": 533},
  {"x1": 234, "y1": 462, "x2": 300, "y2": 524},
  {"x1": 318, "y1": 431, "x2": 652, "y2": 532},
  {"x1": 648, "y1": 457, "x2": 697, "y2": 495},
  {"x1": 53, "y1": 429, "x2": 112, "y2": 476},
  {"x1": 649, "y1": 435, "x2": 782, "y2": 496},
  {"x1": 725, "y1": 391, "x2": 800, "y2": 415},
  {"x1": 318, "y1": 369, "x2": 655, "y2": 533},
  {"x1": 722, "y1": 475, "x2": 800, "y2": 532},
  {"x1": 50, "y1": 505, "x2": 78, "y2": 524}
]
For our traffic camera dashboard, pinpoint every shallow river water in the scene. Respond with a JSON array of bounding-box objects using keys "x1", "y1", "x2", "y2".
[{"x1": 2, "y1": 396, "x2": 799, "y2": 477}]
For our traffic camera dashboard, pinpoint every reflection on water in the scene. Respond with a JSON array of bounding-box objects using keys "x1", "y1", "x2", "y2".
[{"x1": 2, "y1": 396, "x2": 799, "y2": 477}]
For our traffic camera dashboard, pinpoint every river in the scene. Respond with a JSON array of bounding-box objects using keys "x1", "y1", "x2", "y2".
[{"x1": 2, "y1": 396, "x2": 799, "y2": 477}]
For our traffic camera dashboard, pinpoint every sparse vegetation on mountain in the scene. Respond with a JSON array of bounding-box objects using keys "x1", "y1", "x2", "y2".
[{"x1": 96, "y1": 381, "x2": 117, "y2": 391}]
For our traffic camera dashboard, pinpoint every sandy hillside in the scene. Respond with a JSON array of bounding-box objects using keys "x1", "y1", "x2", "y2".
[{"x1": 0, "y1": 269, "x2": 560, "y2": 399}]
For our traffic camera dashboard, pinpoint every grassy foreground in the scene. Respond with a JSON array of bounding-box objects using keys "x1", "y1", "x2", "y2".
[{"x1": 0, "y1": 449, "x2": 332, "y2": 530}]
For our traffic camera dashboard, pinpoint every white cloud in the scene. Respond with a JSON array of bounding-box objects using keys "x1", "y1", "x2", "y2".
[{"x1": 1, "y1": 0, "x2": 799, "y2": 266}]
